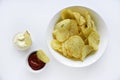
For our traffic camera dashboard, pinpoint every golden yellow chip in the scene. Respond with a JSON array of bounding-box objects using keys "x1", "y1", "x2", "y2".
[
  {"x1": 86, "y1": 14, "x2": 92, "y2": 28},
  {"x1": 37, "y1": 50, "x2": 50, "y2": 63},
  {"x1": 51, "y1": 39, "x2": 62, "y2": 53},
  {"x1": 80, "y1": 24, "x2": 95, "y2": 38},
  {"x1": 69, "y1": 7, "x2": 89, "y2": 18},
  {"x1": 86, "y1": 14, "x2": 96, "y2": 31},
  {"x1": 78, "y1": 31, "x2": 86, "y2": 40},
  {"x1": 54, "y1": 19, "x2": 71, "y2": 30},
  {"x1": 60, "y1": 9, "x2": 74, "y2": 20},
  {"x1": 81, "y1": 45, "x2": 93, "y2": 61},
  {"x1": 91, "y1": 20, "x2": 96, "y2": 31},
  {"x1": 69, "y1": 20, "x2": 79, "y2": 36},
  {"x1": 52, "y1": 28, "x2": 69, "y2": 42},
  {"x1": 73, "y1": 12, "x2": 86, "y2": 26},
  {"x1": 62, "y1": 43, "x2": 70, "y2": 57},
  {"x1": 88, "y1": 31, "x2": 100, "y2": 50},
  {"x1": 54, "y1": 19, "x2": 79, "y2": 41},
  {"x1": 62, "y1": 36, "x2": 84, "y2": 59}
]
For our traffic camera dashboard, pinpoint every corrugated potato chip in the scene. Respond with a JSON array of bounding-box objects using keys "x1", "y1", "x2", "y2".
[
  {"x1": 81, "y1": 45, "x2": 93, "y2": 61},
  {"x1": 54, "y1": 19, "x2": 71, "y2": 30},
  {"x1": 88, "y1": 31, "x2": 100, "y2": 50},
  {"x1": 69, "y1": 20, "x2": 79, "y2": 36},
  {"x1": 73, "y1": 12, "x2": 86, "y2": 26},
  {"x1": 80, "y1": 24, "x2": 95, "y2": 38},
  {"x1": 52, "y1": 28, "x2": 69, "y2": 42},
  {"x1": 60, "y1": 9, "x2": 74, "y2": 20},
  {"x1": 62, "y1": 36, "x2": 84, "y2": 59},
  {"x1": 51, "y1": 39, "x2": 62, "y2": 53},
  {"x1": 86, "y1": 14, "x2": 96, "y2": 30}
]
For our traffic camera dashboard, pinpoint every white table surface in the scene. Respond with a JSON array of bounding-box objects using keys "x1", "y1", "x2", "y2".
[{"x1": 0, "y1": 0, "x2": 120, "y2": 80}]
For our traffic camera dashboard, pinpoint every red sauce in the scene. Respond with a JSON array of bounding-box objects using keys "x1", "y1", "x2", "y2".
[{"x1": 28, "y1": 51, "x2": 46, "y2": 70}]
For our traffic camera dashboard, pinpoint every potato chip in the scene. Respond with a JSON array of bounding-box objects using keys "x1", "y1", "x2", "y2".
[
  {"x1": 80, "y1": 24, "x2": 95, "y2": 38},
  {"x1": 91, "y1": 20, "x2": 96, "y2": 31},
  {"x1": 86, "y1": 14, "x2": 96, "y2": 30},
  {"x1": 51, "y1": 39, "x2": 62, "y2": 53},
  {"x1": 60, "y1": 9, "x2": 74, "y2": 20},
  {"x1": 62, "y1": 43, "x2": 70, "y2": 57},
  {"x1": 54, "y1": 19, "x2": 71, "y2": 30},
  {"x1": 73, "y1": 12, "x2": 86, "y2": 26},
  {"x1": 69, "y1": 20, "x2": 79, "y2": 36},
  {"x1": 81, "y1": 45, "x2": 93, "y2": 61},
  {"x1": 68, "y1": 7, "x2": 89, "y2": 18},
  {"x1": 62, "y1": 36, "x2": 84, "y2": 59},
  {"x1": 78, "y1": 32, "x2": 86, "y2": 40},
  {"x1": 52, "y1": 28, "x2": 69, "y2": 42},
  {"x1": 53, "y1": 19, "x2": 79, "y2": 42},
  {"x1": 88, "y1": 31, "x2": 100, "y2": 50},
  {"x1": 84, "y1": 38, "x2": 88, "y2": 45},
  {"x1": 37, "y1": 50, "x2": 50, "y2": 63},
  {"x1": 86, "y1": 14, "x2": 92, "y2": 28}
]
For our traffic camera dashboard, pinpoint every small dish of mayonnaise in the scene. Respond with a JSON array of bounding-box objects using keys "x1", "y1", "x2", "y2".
[{"x1": 13, "y1": 30, "x2": 32, "y2": 50}]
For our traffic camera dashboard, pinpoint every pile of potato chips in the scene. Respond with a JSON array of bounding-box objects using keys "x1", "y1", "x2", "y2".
[{"x1": 51, "y1": 8, "x2": 100, "y2": 61}]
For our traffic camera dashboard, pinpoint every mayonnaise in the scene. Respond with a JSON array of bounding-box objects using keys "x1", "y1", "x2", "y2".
[{"x1": 13, "y1": 31, "x2": 32, "y2": 50}]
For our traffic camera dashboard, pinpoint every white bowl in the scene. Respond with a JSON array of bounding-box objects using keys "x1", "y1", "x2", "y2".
[{"x1": 47, "y1": 6, "x2": 109, "y2": 67}]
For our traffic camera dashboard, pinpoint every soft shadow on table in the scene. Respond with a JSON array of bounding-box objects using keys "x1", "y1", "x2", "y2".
[{"x1": 21, "y1": 41, "x2": 110, "y2": 80}]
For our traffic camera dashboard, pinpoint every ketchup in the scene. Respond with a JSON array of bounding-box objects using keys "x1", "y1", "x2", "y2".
[{"x1": 28, "y1": 51, "x2": 46, "y2": 70}]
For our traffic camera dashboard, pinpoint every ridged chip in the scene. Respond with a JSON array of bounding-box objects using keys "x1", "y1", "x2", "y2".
[
  {"x1": 52, "y1": 28, "x2": 69, "y2": 42},
  {"x1": 88, "y1": 31, "x2": 100, "y2": 50},
  {"x1": 81, "y1": 45, "x2": 93, "y2": 61},
  {"x1": 62, "y1": 36, "x2": 84, "y2": 59},
  {"x1": 51, "y1": 39, "x2": 62, "y2": 53},
  {"x1": 73, "y1": 12, "x2": 86, "y2": 26},
  {"x1": 60, "y1": 9, "x2": 74, "y2": 20}
]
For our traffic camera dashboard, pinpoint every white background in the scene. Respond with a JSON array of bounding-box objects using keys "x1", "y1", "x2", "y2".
[{"x1": 0, "y1": 0, "x2": 120, "y2": 80}]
